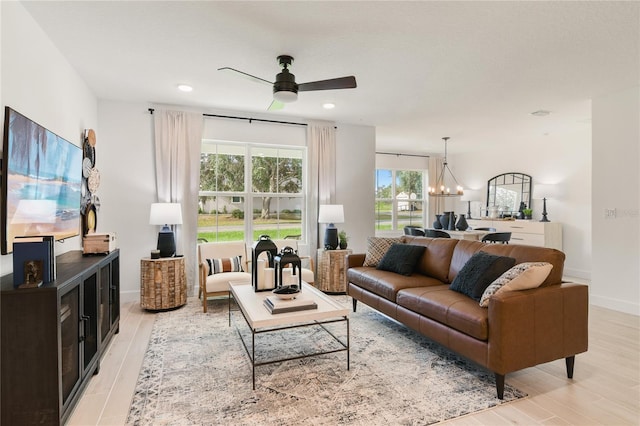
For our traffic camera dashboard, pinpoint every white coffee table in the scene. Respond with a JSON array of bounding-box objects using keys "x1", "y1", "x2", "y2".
[{"x1": 228, "y1": 281, "x2": 350, "y2": 389}]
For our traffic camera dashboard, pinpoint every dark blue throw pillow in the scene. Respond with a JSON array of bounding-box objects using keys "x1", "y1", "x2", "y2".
[
  {"x1": 449, "y1": 252, "x2": 516, "y2": 301},
  {"x1": 376, "y1": 243, "x2": 426, "y2": 276}
]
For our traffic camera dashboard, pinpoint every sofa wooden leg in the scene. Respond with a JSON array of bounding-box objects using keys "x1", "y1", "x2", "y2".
[
  {"x1": 495, "y1": 373, "x2": 505, "y2": 400},
  {"x1": 566, "y1": 355, "x2": 575, "y2": 378},
  {"x1": 352, "y1": 298, "x2": 358, "y2": 312}
]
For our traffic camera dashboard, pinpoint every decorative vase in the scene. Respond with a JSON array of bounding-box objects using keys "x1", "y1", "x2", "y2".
[
  {"x1": 339, "y1": 241, "x2": 348, "y2": 249},
  {"x1": 439, "y1": 213, "x2": 450, "y2": 230},
  {"x1": 456, "y1": 214, "x2": 468, "y2": 231},
  {"x1": 448, "y1": 212, "x2": 456, "y2": 230},
  {"x1": 433, "y1": 215, "x2": 443, "y2": 229}
]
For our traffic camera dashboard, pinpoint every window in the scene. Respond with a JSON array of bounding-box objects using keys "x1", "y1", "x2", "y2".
[
  {"x1": 199, "y1": 141, "x2": 305, "y2": 243},
  {"x1": 375, "y1": 169, "x2": 425, "y2": 231}
]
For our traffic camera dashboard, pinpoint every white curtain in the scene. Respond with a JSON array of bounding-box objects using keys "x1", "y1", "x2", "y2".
[
  {"x1": 153, "y1": 109, "x2": 203, "y2": 294},
  {"x1": 307, "y1": 123, "x2": 336, "y2": 254}
]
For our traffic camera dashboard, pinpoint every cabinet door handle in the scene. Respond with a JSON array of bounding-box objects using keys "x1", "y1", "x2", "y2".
[{"x1": 509, "y1": 226, "x2": 525, "y2": 229}]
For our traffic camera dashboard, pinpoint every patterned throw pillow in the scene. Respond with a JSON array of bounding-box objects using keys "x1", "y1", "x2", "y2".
[
  {"x1": 206, "y1": 256, "x2": 244, "y2": 276},
  {"x1": 479, "y1": 262, "x2": 553, "y2": 307},
  {"x1": 363, "y1": 237, "x2": 402, "y2": 267}
]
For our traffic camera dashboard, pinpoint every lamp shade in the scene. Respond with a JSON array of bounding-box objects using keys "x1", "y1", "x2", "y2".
[
  {"x1": 149, "y1": 203, "x2": 183, "y2": 225},
  {"x1": 460, "y1": 189, "x2": 481, "y2": 202},
  {"x1": 533, "y1": 184, "x2": 556, "y2": 200},
  {"x1": 318, "y1": 204, "x2": 344, "y2": 224}
]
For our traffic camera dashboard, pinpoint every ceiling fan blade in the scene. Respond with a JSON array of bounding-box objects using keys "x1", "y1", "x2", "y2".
[
  {"x1": 217, "y1": 67, "x2": 272, "y2": 85},
  {"x1": 267, "y1": 99, "x2": 285, "y2": 111},
  {"x1": 298, "y1": 76, "x2": 357, "y2": 92}
]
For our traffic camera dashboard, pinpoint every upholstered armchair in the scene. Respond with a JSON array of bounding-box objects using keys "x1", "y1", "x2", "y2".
[{"x1": 198, "y1": 242, "x2": 251, "y2": 313}]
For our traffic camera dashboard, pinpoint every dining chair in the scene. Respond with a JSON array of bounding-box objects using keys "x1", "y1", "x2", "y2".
[
  {"x1": 404, "y1": 226, "x2": 426, "y2": 236},
  {"x1": 481, "y1": 232, "x2": 512, "y2": 244},
  {"x1": 425, "y1": 229, "x2": 451, "y2": 238}
]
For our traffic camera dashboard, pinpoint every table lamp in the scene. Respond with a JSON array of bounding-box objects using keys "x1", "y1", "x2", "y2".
[
  {"x1": 318, "y1": 204, "x2": 344, "y2": 250},
  {"x1": 460, "y1": 190, "x2": 481, "y2": 219},
  {"x1": 149, "y1": 203, "x2": 182, "y2": 257},
  {"x1": 533, "y1": 184, "x2": 555, "y2": 222}
]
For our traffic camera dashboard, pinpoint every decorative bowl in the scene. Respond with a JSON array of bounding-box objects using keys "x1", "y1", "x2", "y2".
[{"x1": 272, "y1": 285, "x2": 300, "y2": 300}]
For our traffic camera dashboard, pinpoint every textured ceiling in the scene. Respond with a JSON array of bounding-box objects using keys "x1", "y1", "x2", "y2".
[{"x1": 20, "y1": 1, "x2": 639, "y2": 154}]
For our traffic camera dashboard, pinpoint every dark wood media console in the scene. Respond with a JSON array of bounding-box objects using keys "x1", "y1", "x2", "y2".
[{"x1": 1, "y1": 249, "x2": 120, "y2": 425}]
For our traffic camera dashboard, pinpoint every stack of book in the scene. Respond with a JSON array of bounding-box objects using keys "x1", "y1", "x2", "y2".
[
  {"x1": 264, "y1": 294, "x2": 318, "y2": 314},
  {"x1": 12, "y1": 236, "x2": 56, "y2": 288}
]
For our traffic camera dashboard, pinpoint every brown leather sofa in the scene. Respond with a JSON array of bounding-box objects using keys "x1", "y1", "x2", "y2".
[{"x1": 346, "y1": 236, "x2": 588, "y2": 399}]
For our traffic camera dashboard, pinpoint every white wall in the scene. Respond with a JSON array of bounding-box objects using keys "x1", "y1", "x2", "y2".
[
  {"x1": 97, "y1": 101, "x2": 155, "y2": 299},
  {"x1": 0, "y1": 2, "x2": 97, "y2": 275},
  {"x1": 96, "y1": 101, "x2": 376, "y2": 298},
  {"x1": 335, "y1": 124, "x2": 376, "y2": 254},
  {"x1": 591, "y1": 86, "x2": 639, "y2": 315},
  {"x1": 450, "y1": 126, "x2": 592, "y2": 280}
]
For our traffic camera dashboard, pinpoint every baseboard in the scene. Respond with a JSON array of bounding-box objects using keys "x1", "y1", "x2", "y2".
[
  {"x1": 120, "y1": 290, "x2": 139, "y2": 303},
  {"x1": 590, "y1": 294, "x2": 640, "y2": 316},
  {"x1": 563, "y1": 268, "x2": 591, "y2": 281}
]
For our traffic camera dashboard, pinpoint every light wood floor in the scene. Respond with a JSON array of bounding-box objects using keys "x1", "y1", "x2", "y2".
[{"x1": 68, "y1": 291, "x2": 640, "y2": 425}]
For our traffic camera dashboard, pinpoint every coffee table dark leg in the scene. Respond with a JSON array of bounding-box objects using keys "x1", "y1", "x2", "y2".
[
  {"x1": 347, "y1": 317, "x2": 350, "y2": 370},
  {"x1": 252, "y1": 330, "x2": 256, "y2": 390}
]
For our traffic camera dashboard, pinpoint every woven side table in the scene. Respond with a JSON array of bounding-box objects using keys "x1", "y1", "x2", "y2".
[
  {"x1": 316, "y1": 248, "x2": 352, "y2": 294},
  {"x1": 140, "y1": 257, "x2": 187, "y2": 310}
]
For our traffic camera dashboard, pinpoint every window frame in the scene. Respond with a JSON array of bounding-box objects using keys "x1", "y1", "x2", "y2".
[
  {"x1": 198, "y1": 140, "x2": 307, "y2": 244},
  {"x1": 375, "y1": 168, "x2": 427, "y2": 233}
]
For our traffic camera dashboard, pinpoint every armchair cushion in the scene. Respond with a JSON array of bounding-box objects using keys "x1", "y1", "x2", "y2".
[{"x1": 206, "y1": 256, "x2": 244, "y2": 275}]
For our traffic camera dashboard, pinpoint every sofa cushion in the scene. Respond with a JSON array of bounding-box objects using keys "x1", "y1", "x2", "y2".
[
  {"x1": 479, "y1": 262, "x2": 553, "y2": 307},
  {"x1": 377, "y1": 243, "x2": 426, "y2": 276},
  {"x1": 397, "y1": 286, "x2": 489, "y2": 340},
  {"x1": 347, "y1": 266, "x2": 443, "y2": 301},
  {"x1": 401, "y1": 236, "x2": 459, "y2": 283},
  {"x1": 363, "y1": 237, "x2": 402, "y2": 267},
  {"x1": 206, "y1": 256, "x2": 244, "y2": 275},
  {"x1": 449, "y1": 252, "x2": 516, "y2": 301}
]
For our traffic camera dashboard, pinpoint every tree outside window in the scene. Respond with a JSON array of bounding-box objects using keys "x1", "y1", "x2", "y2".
[
  {"x1": 198, "y1": 142, "x2": 305, "y2": 243},
  {"x1": 375, "y1": 169, "x2": 425, "y2": 231}
]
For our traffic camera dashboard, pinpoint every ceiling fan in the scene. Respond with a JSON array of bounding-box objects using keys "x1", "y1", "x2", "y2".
[{"x1": 218, "y1": 55, "x2": 357, "y2": 110}]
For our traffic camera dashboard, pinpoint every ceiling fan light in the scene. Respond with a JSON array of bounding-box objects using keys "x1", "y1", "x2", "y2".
[{"x1": 273, "y1": 90, "x2": 298, "y2": 103}]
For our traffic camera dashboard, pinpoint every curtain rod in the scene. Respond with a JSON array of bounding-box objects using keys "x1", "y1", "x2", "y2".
[
  {"x1": 376, "y1": 151, "x2": 430, "y2": 158},
  {"x1": 148, "y1": 108, "x2": 307, "y2": 127}
]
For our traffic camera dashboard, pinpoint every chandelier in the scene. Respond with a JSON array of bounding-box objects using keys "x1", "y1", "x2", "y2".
[{"x1": 428, "y1": 137, "x2": 464, "y2": 197}]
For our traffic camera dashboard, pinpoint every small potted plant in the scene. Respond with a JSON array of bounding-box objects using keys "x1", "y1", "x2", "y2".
[
  {"x1": 338, "y1": 230, "x2": 349, "y2": 249},
  {"x1": 523, "y1": 209, "x2": 533, "y2": 220}
]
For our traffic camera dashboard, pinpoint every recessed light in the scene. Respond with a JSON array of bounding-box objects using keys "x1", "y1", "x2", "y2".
[
  {"x1": 177, "y1": 84, "x2": 193, "y2": 92},
  {"x1": 531, "y1": 110, "x2": 551, "y2": 117},
  {"x1": 323, "y1": 102, "x2": 335, "y2": 110}
]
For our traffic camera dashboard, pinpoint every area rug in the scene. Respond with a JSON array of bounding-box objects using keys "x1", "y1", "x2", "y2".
[{"x1": 127, "y1": 297, "x2": 525, "y2": 425}]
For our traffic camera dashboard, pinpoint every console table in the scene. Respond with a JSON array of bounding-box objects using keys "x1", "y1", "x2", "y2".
[
  {"x1": 467, "y1": 219, "x2": 562, "y2": 250},
  {"x1": 140, "y1": 256, "x2": 187, "y2": 310},
  {"x1": 316, "y1": 248, "x2": 352, "y2": 294}
]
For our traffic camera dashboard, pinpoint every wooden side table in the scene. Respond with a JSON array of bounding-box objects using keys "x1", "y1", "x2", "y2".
[
  {"x1": 316, "y1": 248, "x2": 352, "y2": 294},
  {"x1": 140, "y1": 257, "x2": 187, "y2": 310}
]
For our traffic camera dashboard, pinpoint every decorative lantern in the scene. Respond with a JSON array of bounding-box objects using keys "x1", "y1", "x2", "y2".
[
  {"x1": 274, "y1": 246, "x2": 302, "y2": 291},
  {"x1": 251, "y1": 235, "x2": 278, "y2": 292}
]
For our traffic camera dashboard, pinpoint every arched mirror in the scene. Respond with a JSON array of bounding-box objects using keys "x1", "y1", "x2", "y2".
[{"x1": 486, "y1": 173, "x2": 532, "y2": 217}]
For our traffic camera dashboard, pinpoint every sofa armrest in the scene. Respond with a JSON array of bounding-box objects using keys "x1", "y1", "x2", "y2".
[
  {"x1": 487, "y1": 282, "x2": 588, "y2": 375},
  {"x1": 346, "y1": 253, "x2": 365, "y2": 268}
]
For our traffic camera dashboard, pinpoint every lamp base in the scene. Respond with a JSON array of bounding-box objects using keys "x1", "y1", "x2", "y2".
[
  {"x1": 157, "y1": 226, "x2": 176, "y2": 257},
  {"x1": 539, "y1": 198, "x2": 550, "y2": 222},
  {"x1": 324, "y1": 225, "x2": 338, "y2": 250}
]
